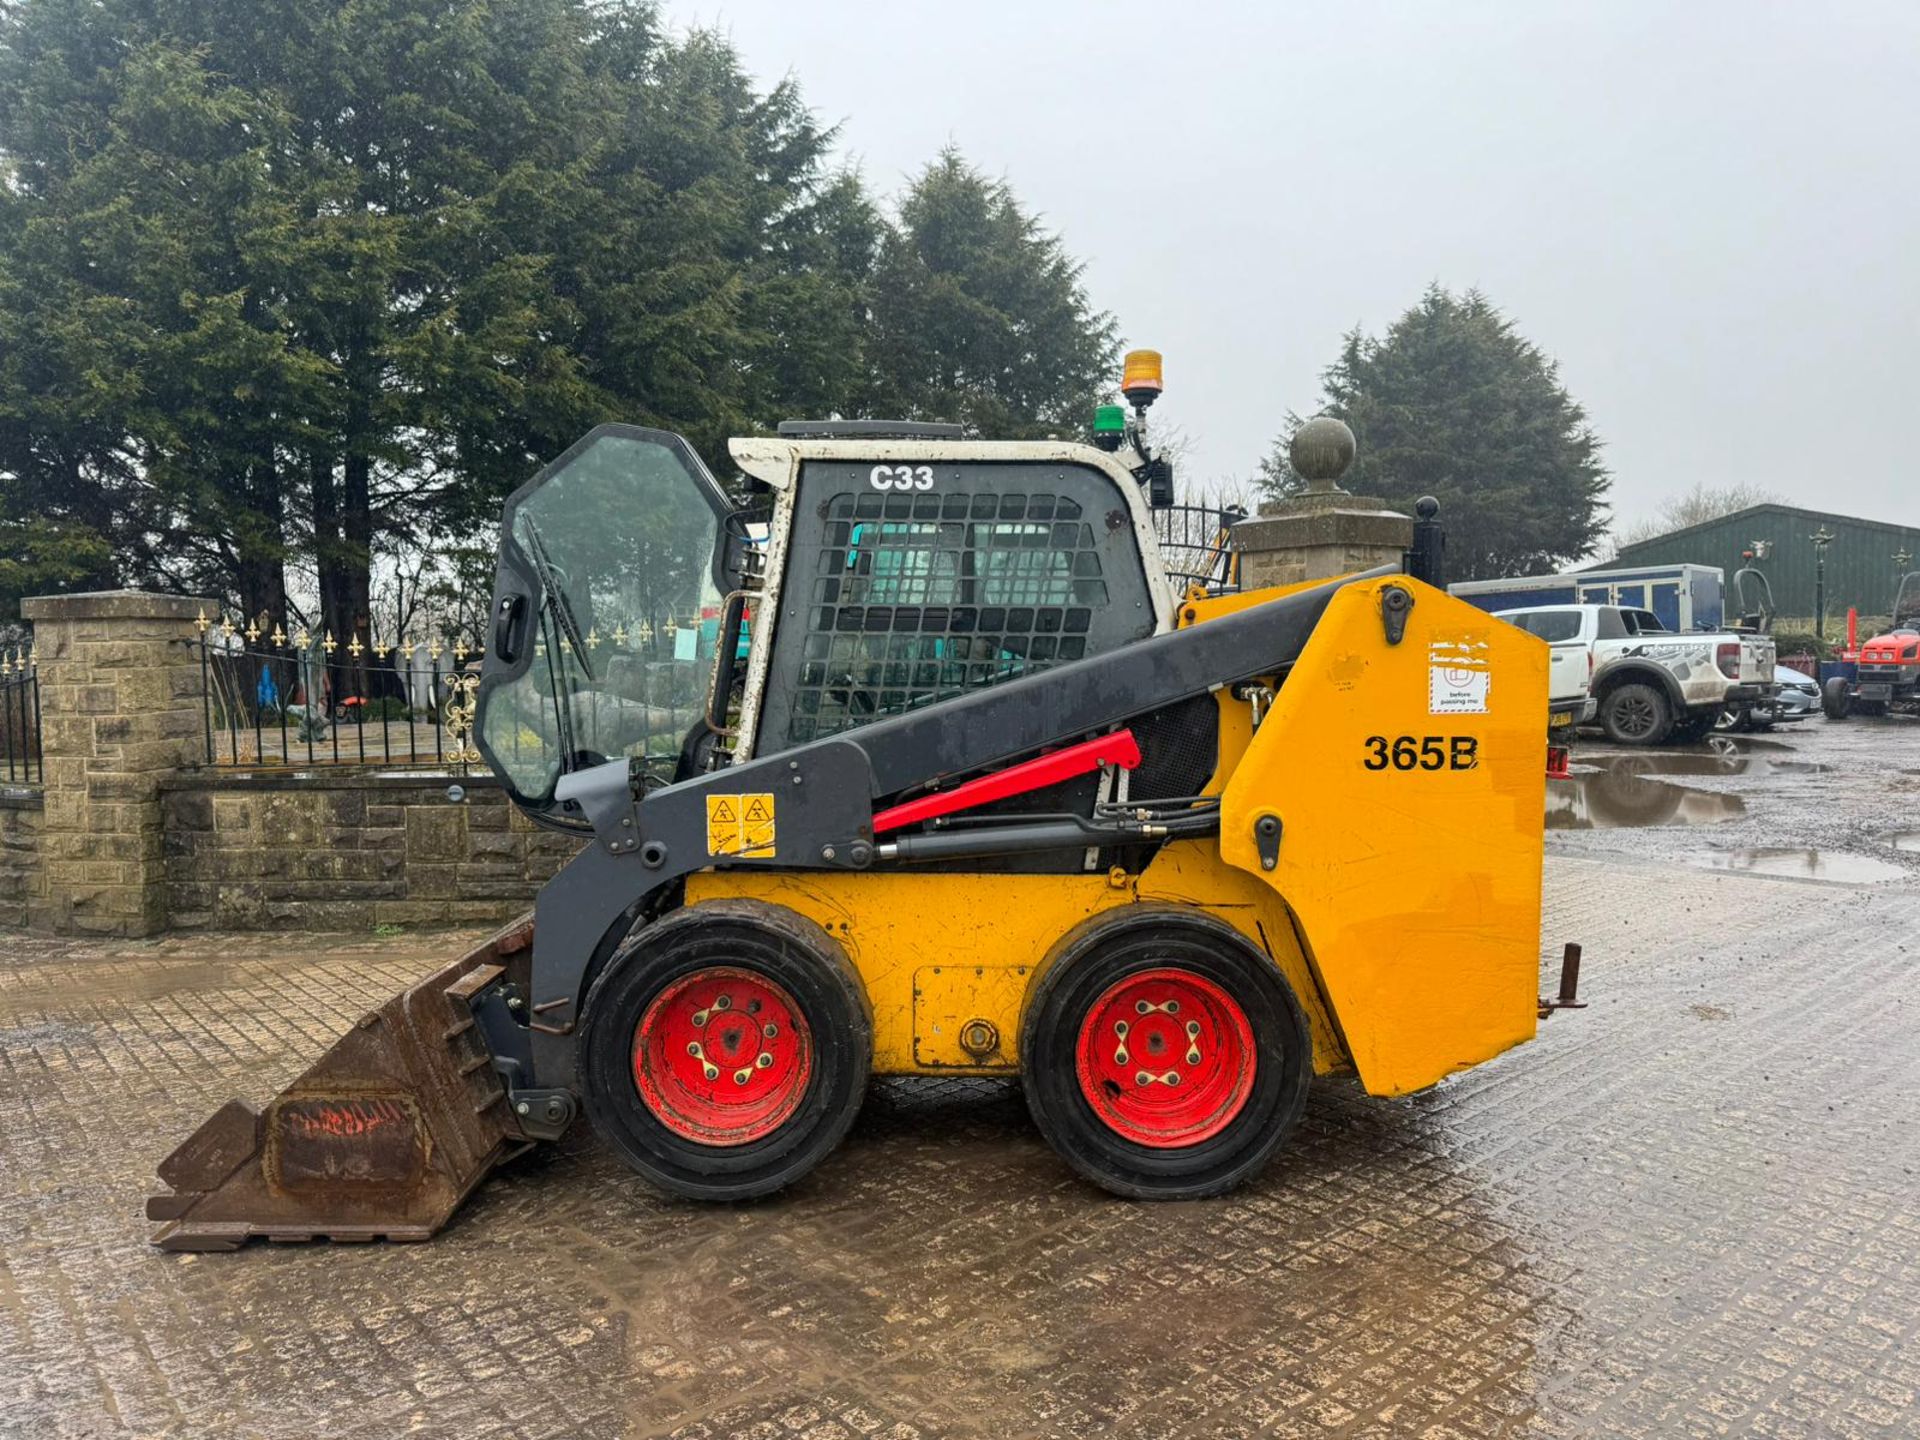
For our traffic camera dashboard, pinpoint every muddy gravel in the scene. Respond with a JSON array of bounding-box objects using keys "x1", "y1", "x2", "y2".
[{"x1": 2, "y1": 713, "x2": 1918, "y2": 1438}]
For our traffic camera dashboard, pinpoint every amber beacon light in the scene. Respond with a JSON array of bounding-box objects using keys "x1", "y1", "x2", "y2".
[{"x1": 1121, "y1": 349, "x2": 1163, "y2": 410}]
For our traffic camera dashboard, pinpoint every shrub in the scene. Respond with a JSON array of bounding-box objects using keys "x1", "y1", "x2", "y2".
[{"x1": 1769, "y1": 627, "x2": 1828, "y2": 661}]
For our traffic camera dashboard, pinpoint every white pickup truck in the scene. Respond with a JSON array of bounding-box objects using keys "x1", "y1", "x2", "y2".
[
  {"x1": 1496, "y1": 604, "x2": 1778, "y2": 746},
  {"x1": 1544, "y1": 636, "x2": 1596, "y2": 743}
]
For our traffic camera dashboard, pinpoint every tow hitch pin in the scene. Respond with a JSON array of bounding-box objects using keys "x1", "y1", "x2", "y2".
[{"x1": 1539, "y1": 942, "x2": 1588, "y2": 1020}]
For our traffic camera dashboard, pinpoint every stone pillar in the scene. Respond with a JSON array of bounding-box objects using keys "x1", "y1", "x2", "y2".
[
  {"x1": 20, "y1": 591, "x2": 208, "y2": 935},
  {"x1": 1232, "y1": 416, "x2": 1414, "y2": 589}
]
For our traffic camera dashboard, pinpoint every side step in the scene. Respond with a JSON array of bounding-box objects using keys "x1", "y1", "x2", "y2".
[{"x1": 148, "y1": 917, "x2": 537, "y2": 1251}]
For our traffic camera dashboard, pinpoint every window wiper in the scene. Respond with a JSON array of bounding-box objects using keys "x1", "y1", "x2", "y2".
[{"x1": 518, "y1": 516, "x2": 596, "y2": 683}]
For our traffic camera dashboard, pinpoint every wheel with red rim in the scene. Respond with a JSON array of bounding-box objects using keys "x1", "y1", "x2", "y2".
[
  {"x1": 577, "y1": 901, "x2": 870, "y2": 1200},
  {"x1": 633, "y1": 967, "x2": 813, "y2": 1146},
  {"x1": 1022, "y1": 910, "x2": 1313, "y2": 1199},
  {"x1": 1073, "y1": 968, "x2": 1257, "y2": 1148}
]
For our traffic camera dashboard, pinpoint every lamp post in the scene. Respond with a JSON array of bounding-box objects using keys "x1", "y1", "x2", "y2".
[
  {"x1": 1896, "y1": 545, "x2": 1914, "y2": 576},
  {"x1": 1811, "y1": 526, "x2": 1836, "y2": 641}
]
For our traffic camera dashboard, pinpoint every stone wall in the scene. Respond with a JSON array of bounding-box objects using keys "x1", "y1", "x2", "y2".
[
  {"x1": 0, "y1": 790, "x2": 42, "y2": 928},
  {"x1": 161, "y1": 774, "x2": 582, "y2": 931},
  {"x1": 0, "y1": 589, "x2": 591, "y2": 937}
]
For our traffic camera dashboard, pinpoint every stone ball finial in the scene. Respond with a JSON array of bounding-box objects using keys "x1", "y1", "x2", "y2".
[
  {"x1": 1415, "y1": 495, "x2": 1439, "y2": 520},
  {"x1": 1289, "y1": 416, "x2": 1356, "y2": 494}
]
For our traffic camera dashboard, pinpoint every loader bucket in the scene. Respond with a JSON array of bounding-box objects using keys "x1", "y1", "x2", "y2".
[{"x1": 147, "y1": 917, "x2": 535, "y2": 1251}]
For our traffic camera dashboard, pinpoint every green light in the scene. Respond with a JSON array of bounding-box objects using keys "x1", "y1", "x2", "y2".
[{"x1": 1093, "y1": 404, "x2": 1126, "y2": 433}]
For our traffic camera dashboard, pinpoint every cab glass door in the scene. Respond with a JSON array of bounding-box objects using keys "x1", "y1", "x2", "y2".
[{"x1": 477, "y1": 426, "x2": 730, "y2": 809}]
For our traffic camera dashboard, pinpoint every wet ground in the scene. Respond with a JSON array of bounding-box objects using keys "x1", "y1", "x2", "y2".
[
  {"x1": 1549, "y1": 709, "x2": 1920, "y2": 887},
  {"x1": 4, "y1": 715, "x2": 1920, "y2": 1438}
]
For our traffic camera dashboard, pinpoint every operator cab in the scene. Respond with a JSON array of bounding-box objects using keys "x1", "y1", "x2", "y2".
[{"x1": 476, "y1": 420, "x2": 1175, "y2": 828}]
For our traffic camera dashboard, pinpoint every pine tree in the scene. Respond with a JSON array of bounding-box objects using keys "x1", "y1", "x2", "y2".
[
  {"x1": 0, "y1": 0, "x2": 879, "y2": 627},
  {"x1": 1, "y1": 8, "x2": 1120, "y2": 626},
  {"x1": 862, "y1": 149, "x2": 1117, "y2": 438},
  {"x1": 1260, "y1": 286, "x2": 1610, "y2": 580}
]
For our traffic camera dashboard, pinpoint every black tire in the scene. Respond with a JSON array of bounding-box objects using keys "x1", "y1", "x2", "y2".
[
  {"x1": 1821, "y1": 677, "x2": 1852, "y2": 720},
  {"x1": 1600, "y1": 682, "x2": 1673, "y2": 746},
  {"x1": 1020, "y1": 910, "x2": 1313, "y2": 1200},
  {"x1": 1667, "y1": 712, "x2": 1718, "y2": 745},
  {"x1": 576, "y1": 899, "x2": 871, "y2": 1201},
  {"x1": 1713, "y1": 704, "x2": 1751, "y2": 734}
]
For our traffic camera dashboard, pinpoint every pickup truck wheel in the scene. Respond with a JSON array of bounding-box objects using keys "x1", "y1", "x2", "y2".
[
  {"x1": 1821, "y1": 678, "x2": 1852, "y2": 720},
  {"x1": 1600, "y1": 683, "x2": 1672, "y2": 745}
]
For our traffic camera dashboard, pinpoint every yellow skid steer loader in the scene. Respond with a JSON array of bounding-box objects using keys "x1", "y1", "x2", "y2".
[{"x1": 148, "y1": 371, "x2": 1577, "y2": 1250}]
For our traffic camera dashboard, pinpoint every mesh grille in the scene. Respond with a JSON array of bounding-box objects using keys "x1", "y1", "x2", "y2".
[
  {"x1": 786, "y1": 490, "x2": 1112, "y2": 744},
  {"x1": 1126, "y1": 695, "x2": 1221, "y2": 800}
]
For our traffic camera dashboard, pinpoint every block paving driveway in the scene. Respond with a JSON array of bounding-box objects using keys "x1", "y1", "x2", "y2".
[{"x1": 3, "y1": 721, "x2": 1919, "y2": 1438}]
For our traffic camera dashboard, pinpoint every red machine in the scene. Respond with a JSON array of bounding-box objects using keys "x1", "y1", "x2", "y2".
[{"x1": 1823, "y1": 575, "x2": 1920, "y2": 719}]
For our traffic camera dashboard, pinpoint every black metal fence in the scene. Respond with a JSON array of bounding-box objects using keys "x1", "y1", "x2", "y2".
[
  {"x1": 1, "y1": 647, "x2": 40, "y2": 785},
  {"x1": 1153, "y1": 504, "x2": 1247, "y2": 597},
  {"x1": 195, "y1": 615, "x2": 485, "y2": 772}
]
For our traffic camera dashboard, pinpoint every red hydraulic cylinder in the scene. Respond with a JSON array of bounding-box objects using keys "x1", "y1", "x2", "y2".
[{"x1": 871, "y1": 730, "x2": 1143, "y2": 834}]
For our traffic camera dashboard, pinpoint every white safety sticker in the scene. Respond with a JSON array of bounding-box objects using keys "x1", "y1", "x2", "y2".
[
  {"x1": 1428, "y1": 639, "x2": 1491, "y2": 714},
  {"x1": 1430, "y1": 666, "x2": 1490, "y2": 713}
]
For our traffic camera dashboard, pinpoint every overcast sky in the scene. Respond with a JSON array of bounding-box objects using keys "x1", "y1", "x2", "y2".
[{"x1": 678, "y1": 0, "x2": 1917, "y2": 534}]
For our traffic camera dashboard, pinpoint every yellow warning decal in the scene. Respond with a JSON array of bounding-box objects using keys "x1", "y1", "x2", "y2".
[{"x1": 706, "y1": 793, "x2": 776, "y2": 858}]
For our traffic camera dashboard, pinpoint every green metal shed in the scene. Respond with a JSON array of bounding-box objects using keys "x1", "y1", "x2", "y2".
[{"x1": 1610, "y1": 503, "x2": 1920, "y2": 627}]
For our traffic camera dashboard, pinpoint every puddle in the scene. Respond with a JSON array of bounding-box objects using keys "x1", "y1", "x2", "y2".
[
  {"x1": 1548, "y1": 762, "x2": 1746, "y2": 830},
  {"x1": 1893, "y1": 833, "x2": 1920, "y2": 853},
  {"x1": 1684, "y1": 848, "x2": 1907, "y2": 884},
  {"x1": 0, "y1": 959, "x2": 249, "y2": 1017},
  {"x1": 1591, "y1": 741, "x2": 1824, "y2": 779}
]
